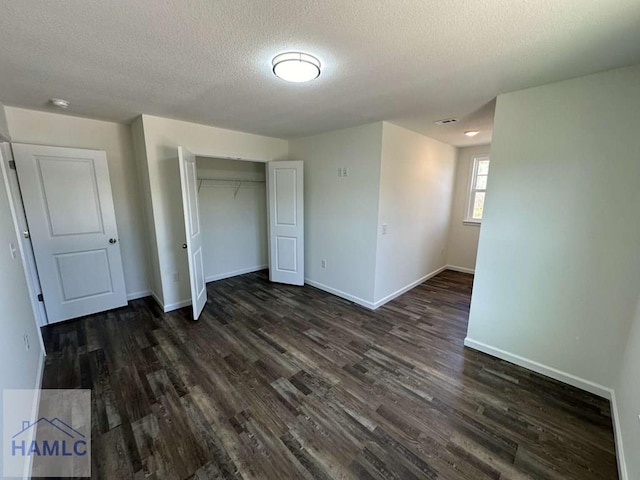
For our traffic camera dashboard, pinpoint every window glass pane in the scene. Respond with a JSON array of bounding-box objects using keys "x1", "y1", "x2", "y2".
[
  {"x1": 472, "y1": 192, "x2": 485, "y2": 219},
  {"x1": 476, "y1": 174, "x2": 487, "y2": 190},
  {"x1": 477, "y1": 160, "x2": 490, "y2": 175}
]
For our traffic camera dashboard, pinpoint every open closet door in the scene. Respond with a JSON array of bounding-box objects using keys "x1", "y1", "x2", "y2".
[
  {"x1": 178, "y1": 146, "x2": 207, "y2": 320},
  {"x1": 266, "y1": 161, "x2": 304, "y2": 286}
]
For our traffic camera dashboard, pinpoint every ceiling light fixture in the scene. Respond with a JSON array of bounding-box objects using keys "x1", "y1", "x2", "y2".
[
  {"x1": 50, "y1": 98, "x2": 70, "y2": 109},
  {"x1": 272, "y1": 52, "x2": 321, "y2": 83},
  {"x1": 465, "y1": 130, "x2": 480, "y2": 137}
]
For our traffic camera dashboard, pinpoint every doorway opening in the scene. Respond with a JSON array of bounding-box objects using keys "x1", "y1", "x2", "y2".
[
  {"x1": 177, "y1": 147, "x2": 304, "y2": 320},
  {"x1": 196, "y1": 155, "x2": 269, "y2": 284}
]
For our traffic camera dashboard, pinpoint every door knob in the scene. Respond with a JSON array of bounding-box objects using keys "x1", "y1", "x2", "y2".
[
  {"x1": 182, "y1": 243, "x2": 188, "y2": 249},
  {"x1": 109, "y1": 238, "x2": 117, "y2": 244}
]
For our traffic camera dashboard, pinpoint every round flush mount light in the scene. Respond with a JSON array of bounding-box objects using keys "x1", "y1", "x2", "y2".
[
  {"x1": 272, "y1": 52, "x2": 321, "y2": 83},
  {"x1": 464, "y1": 130, "x2": 480, "y2": 137},
  {"x1": 50, "y1": 98, "x2": 70, "y2": 109}
]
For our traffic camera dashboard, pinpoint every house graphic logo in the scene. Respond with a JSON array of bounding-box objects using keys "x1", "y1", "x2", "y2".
[
  {"x1": 12, "y1": 417, "x2": 88, "y2": 458},
  {"x1": 3, "y1": 389, "x2": 91, "y2": 477}
]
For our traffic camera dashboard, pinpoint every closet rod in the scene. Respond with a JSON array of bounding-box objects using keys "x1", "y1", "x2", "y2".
[
  {"x1": 197, "y1": 178, "x2": 265, "y2": 196},
  {"x1": 197, "y1": 178, "x2": 265, "y2": 183}
]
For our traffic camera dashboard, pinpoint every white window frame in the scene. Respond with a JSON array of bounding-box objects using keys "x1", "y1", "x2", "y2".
[{"x1": 464, "y1": 155, "x2": 490, "y2": 225}]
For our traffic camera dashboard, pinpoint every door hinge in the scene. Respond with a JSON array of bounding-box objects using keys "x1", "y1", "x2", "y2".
[
  {"x1": 9, "y1": 160, "x2": 16, "y2": 170},
  {"x1": 37, "y1": 293, "x2": 44, "y2": 302}
]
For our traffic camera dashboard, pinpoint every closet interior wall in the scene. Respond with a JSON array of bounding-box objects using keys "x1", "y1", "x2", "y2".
[{"x1": 196, "y1": 157, "x2": 268, "y2": 282}]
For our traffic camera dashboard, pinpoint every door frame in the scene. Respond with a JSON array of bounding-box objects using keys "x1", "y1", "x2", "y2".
[
  {"x1": 0, "y1": 143, "x2": 48, "y2": 327},
  {"x1": 0, "y1": 141, "x2": 47, "y2": 353},
  {"x1": 172, "y1": 149, "x2": 282, "y2": 312}
]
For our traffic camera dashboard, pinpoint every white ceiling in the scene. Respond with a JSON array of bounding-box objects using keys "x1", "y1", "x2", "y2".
[{"x1": 1, "y1": 1, "x2": 639, "y2": 146}]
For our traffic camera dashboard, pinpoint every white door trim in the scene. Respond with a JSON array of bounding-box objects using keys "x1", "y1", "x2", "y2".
[
  {"x1": 0, "y1": 144, "x2": 48, "y2": 327},
  {"x1": 0, "y1": 143, "x2": 47, "y2": 353}
]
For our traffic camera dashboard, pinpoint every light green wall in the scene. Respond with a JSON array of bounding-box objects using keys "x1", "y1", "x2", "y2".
[
  {"x1": 137, "y1": 115, "x2": 288, "y2": 309},
  {"x1": 467, "y1": 64, "x2": 640, "y2": 479},
  {"x1": 0, "y1": 145, "x2": 44, "y2": 475},
  {"x1": 290, "y1": 123, "x2": 383, "y2": 306},
  {"x1": 0, "y1": 103, "x2": 9, "y2": 139},
  {"x1": 446, "y1": 145, "x2": 491, "y2": 271},
  {"x1": 6, "y1": 107, "x2": 151, "y2": 297},
  {"x1": 375, "y1": 122, "x2": 456, "y2": 304},
  {"x1": 615, "y1": 299, "x2": 640, "y2": 480}
]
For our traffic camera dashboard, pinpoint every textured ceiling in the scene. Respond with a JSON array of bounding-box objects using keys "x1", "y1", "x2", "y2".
[{"x1": 1, "y1": 1, "x2": 639, "y2": 146}]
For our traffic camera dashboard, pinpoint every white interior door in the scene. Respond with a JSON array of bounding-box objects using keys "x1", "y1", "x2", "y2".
[
  {"x1": 266, "y1": 161, "x2": 304, "y2": 285},
  {"x1": 12, "y1": 143, "x2": 127, "y2": 324},
  {"x1": 178, "y1": 146, "x2": 207, "y2": 320}
]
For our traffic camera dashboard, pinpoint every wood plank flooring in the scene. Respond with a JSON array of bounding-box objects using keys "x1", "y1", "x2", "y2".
[{"x1": 41, "y1": 270, "x2": 619, "y2": 479}]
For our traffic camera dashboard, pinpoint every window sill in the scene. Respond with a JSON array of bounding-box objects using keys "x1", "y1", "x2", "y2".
[{"x1": 463, "y1": 220, "x2": 482, "y2": 226}]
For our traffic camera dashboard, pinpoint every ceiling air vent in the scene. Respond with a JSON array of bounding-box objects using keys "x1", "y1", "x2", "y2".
[{"x1": 434, "y1": 118, "x2": 459, "y2": 126}]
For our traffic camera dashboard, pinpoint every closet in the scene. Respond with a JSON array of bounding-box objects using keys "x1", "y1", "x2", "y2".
[
  {"x1": 178, "y1": 146, "x2": 304, "y2": 320},
  {"x1": 195, "y1": 156, "x2": 268, "y2": 283}
]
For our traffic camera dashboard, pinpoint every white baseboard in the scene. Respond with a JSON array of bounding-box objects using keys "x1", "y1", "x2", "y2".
[
  {"x1": 306, "y1": 265, "x2": 451, "y2": 311},
  {"x1": 163, "y1": 298, "x2": 192, "y2": 313},
  {"x1": 164, "y1": 302, "x2": 191, "y2": 313},
  {"x1": 35, "y1": 350, "x2": 45, "y2": 389},
  {"x1": 445, "y1": 264, "x2": 475, "y2": 274},
  {"x1": 161, "y1": 267, "x2": 270, "y2": 313},
  {"x1": 149, "y1": 291, "x2": 164, "y2": 309},
  {"x1": 206, "y1": 265, "x2": 267, "y2": 283},
  {"x1": 25, "y1": 351, "x2": 46, "y2": 479},
  {"x1": 126, "y1": 290, "x2": 151, "y2": 301},
  {"x1": 463, "y1": 338, "x2": 611, "y2": 399},
  {"x1": 304, "y1": 279, "x2": 376, "y2": 310},
  {"x1": 463, "y1": 337, "x2": 630, "y2": 476},
  {"x1": 609, "y1": 390, "x2": 629, "y2": 480},
  {"x1": 372, "y1": 265, "x2": 448, "y2": 309}
]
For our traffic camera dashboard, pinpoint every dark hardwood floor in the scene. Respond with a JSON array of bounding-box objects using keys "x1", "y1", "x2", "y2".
[{"x1": 41, "y1": 270, "x2": 618, "y2": 479}]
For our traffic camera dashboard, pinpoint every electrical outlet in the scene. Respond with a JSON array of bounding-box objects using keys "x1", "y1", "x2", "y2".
[
  {"x1": 321, "y1": 259, "x2": 327, "y2": 269},
  {"x1": 172, "y1": 272, "x2": 179, "y2": 283},
  {"x1": 9, "y1": 242, "x2": 17, "y2": 259},
  {"x1": 23, "y1": 334, "x2": 30, "y2": 351},
  {"x1": 342, "y1": 167, "x2": 349, "y2": 177},
  {"x1": 382, "y1": 224, "x2": 387, "y2": 235}
]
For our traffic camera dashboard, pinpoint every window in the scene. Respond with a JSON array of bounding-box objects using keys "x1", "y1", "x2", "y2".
[{"x1": 465, "y1": 156, "x2": 490, "y2": 223}]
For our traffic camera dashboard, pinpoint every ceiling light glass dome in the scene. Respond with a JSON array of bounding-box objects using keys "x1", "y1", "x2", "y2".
[{"x1": 272, "y1": 52, "x2": 321, "y2": 83}]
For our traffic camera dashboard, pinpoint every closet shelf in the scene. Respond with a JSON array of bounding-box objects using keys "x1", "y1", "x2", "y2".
[{"x1": 197, "y1": 178, "x2": 266, "y2": 197}]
